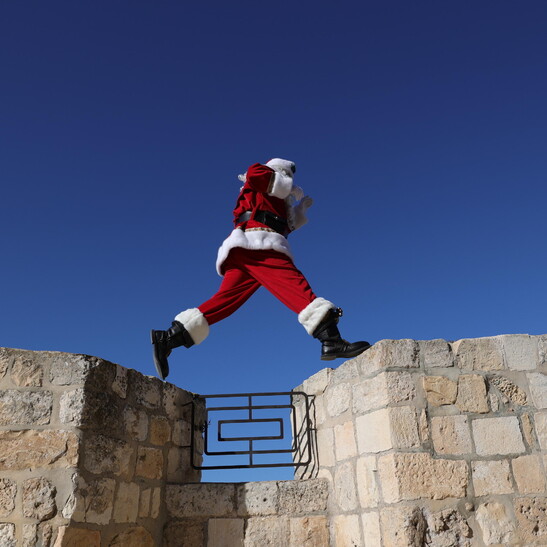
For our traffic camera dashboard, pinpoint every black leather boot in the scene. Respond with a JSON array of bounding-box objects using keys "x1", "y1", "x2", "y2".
[
  {"x1": 150, "y1": 321, "x2": 194, "y2": 380},
  {"x1": 313, "y1": 308, "x2": 371, "y2": 361}
]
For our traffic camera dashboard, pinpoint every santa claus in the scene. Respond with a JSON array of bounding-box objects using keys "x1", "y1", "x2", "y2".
[{"x1": 151, "y1": 158, "x2": 370, "y2": 380}]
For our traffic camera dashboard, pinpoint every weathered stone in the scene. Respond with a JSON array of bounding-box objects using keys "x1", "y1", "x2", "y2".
[
  {"x1": 289, "y1": 516, "x2": 329, "y2": 547},
  {"x1": 112, "y1": 481, "x2": 139, "y2": 523},
  {"x1": 472, "y1": 416, "x2": 525, "y2": 456},
  {"x1": 245, "y1": 516, "x2": 290, "y2": 546},
  {"x1": 61, "y1": 387, "x2": 121, "y2": 431},
  {"x1": 0, "y1": 523, "x2": 16, "y2": 547},
  {"x1": 431, "y1": 415, "x2": 472, "y2": 455},
  {"x1": 149, "y1": 415, "x2": 171, "y2": 445},
  {"x1": 68, "y1": 476, "x2": 115, "y2": 525},
  {"x1": 301, "y1": 367, "x2": 332, "y2": 395},
  {"x1": 488, "y1": 391, "x2": 500, "y2": 411},
  {"x1": 353, "y1": 371, "x2": 416, "y2": 414},
  {"x1": 333, "y1": 461, "x2": 358, "y2": 511},
  {"x1": 124, "y1": 405, "x2": 149, "y2": 441},
  {"x1": 500, "y1": 334, "x2": 538, "y2": 370},
  {"x1": 334, "y1": 420, "x2": 357, "y2": 461},
  {"x1": 423, "y1": 375, "x2": 457, "y2": 406},
  {"x1": 420, "y1": 339, "x2": 454, "y2": 368},
  {"x1": 325, "y1": 383, "x2": 351, "y2": 416},
  {"x1": 83, "y1": 434, "x2": 133, "y2": 477},
  {"x1": 278, "y1": 479, "x2": 328, "y2": 515},
  {"x1": 356, "y1": 456, "x2": 380, "y2": 508},
  {"x1": 49, "y1": 353, "x2": 92, "y2": 385},
  {"x1": 208, "y1": 519, "x2": 244, "y2": 547},
  {"x1": 380, "y1": 506, "x2": 427, "y2": 547},
  {"x1": 0, "y1": 348, "x2": 10, "y2": 379},
  {"x1": 151, "y1": 487, "x2": 161, "y2": 519},
  {"x1": 139, "y1": 487, "x2": 151, "y2": 518},
  {"x1": 361, "y1": 511, "x2": 382, "y2": 546},
  {"x1": 539, "y1": 335, "x2": 547, "y2": 366},
  {"x1": 111, "y1": 364, "x2": 128, "y2": 398},
  {"x1": 130, "y1": 370, "x2": 162, "y2": 409},
  {"x1": 536, "y1": 411, "x2": 547, "y2": 449},
  {"x1": 358, "y1": 339, "x2": 420, "y2": 375},
  {"x1": 167, "y1": 447, "x2": 197, "y2": 483},
  {"x1": 356, "y1": 408, "x2": 392, "y2": 453},
  {"x1": 528, "y1": 372, "x2": 547, "y2": 408},
  {"x1": 172, "y1": 417, "x2": 191, "y2": 446},
  {"x1": 331, "y1": 359, "x2": 360, "y2": 384},
  {"x1": 316, "y1": 428, "x2": 334, "y2": 467},
  {"x1": 53, "y1": 526, "x2": 101, "y2": 547},
  {"x1": 237, "y1": 481, "x2": 277, "y2": 516},
  {"x1": 521, "y1": 412, "x2": 536, "y2": 448},
  {"x1": 22, "y1": 477, "x2": 56, "y2": 521},
  {"x1": 109, "y1": 526, "x2": 154, "y2": 547},
  {"x1": 426, "y1": 509, "x2": 472, "y2": 547},
  {"x1": 472, "y1": 460, "x2": 513, "y2": 496},
  {"x1": 136, "y1": 446, "x2": 164, "y2": 480},
  {"x1": 452, "y1": 337, "x2": 504, "y2": 371},
  {"x1": 166, "y1": 483, "x2": 235, "y2": 518},
  {"x1": 390, "y1": 406, "x2": 420, "y2": 448},
  {"x1": 163, "y1": 520, "x2": 204, "y2": 547},
  {"x1": 59, "y1": 388, "x2": 85, "y2": 424},
  {"x1": 456, "y1": 374, "x2": 489, "y2": 413},
  {"x1": 0, "y1": 429, "x2": 79, "y2": 470},
  {"x1": 332, "y1": 514, "x2": 362, "y2": 547},
  {"x1": 163, "y1": 382, "x2": 193, "y2": 417},
  {"x1": 476, "y1": 502, "x2": 516, "y2": 545},
  {"x1": 512, "y1": 454, "x2": 546, "y2": 494},
  {"x1": 0, "y1": 478, "x2": 16, "y2": 517},
  {"x1": 11, "y1": 355, "x2": 43, "y2": 386},
  {"x1": 22, "y1": 524, "x2": 37, "y2": 547},
  {"x1": 0, "y1": 389, "x2": 53, "y2": 425},
  {"x1": 514, "y1": 497, "x2": 547, "y2": 544},
  {"x1": 419, "y1": 409, "x2": 430, "y2": 442},
  {"x1": 378, "y1": 453, "x2": 468, "y2": 502},
  {"x1": 489, "y1": 374, "x2": 528, "y2": 406}
]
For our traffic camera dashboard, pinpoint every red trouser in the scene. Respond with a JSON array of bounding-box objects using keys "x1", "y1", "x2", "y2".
[{"x1": 198, "y1": 248, "x2": 317, "y2": 325}]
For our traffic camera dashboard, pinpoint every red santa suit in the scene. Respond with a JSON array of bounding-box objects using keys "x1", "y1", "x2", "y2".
[{"x1": 172, "y1": 159, "x2": 335, "y2": 346}]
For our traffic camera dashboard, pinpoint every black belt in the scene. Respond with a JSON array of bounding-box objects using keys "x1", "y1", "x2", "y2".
[{"x1": 237, "y1": 210, "x2": 289, "y2": 236}]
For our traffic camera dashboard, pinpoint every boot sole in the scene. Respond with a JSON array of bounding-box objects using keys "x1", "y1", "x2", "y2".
[{"x1": 321, "y1": 343, "x2": 372, "y2": 361}]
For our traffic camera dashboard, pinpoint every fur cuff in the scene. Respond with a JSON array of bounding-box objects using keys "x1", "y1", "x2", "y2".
[
  {"x1": 268, "y1": 171, "x2": 293, "y2": 199},
  {"x1": 174, "y1": 308, "x2": 209, "y2": 345},
  {"x1": 298, "y1": 297, "x2": 335, "y2": 335}
]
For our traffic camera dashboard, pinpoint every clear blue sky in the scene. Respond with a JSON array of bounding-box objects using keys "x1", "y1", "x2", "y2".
[{"x1": 2, "y1": 1, "x2": 546, "y2": 480}]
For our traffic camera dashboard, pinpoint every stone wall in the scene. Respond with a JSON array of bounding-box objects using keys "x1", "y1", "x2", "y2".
[{"x1": 294, "y1": 334, "x2": 547, "y2": 546}]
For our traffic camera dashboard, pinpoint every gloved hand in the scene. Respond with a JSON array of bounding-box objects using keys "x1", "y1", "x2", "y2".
[
  {"x1": 291, "y1": 185, "x2": 305, "y2": 201},
  {"x1": 299, "y1": 195, "x2": 313, "y2": 210}
]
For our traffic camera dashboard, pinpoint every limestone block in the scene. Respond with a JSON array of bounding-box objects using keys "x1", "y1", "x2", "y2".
[
  {"x1": 0, "y1": 523, "x2": 16, "y2": 547},
  {"x1": 289, "y1": 516, "x2": 328, "y2": 547},
  {"x1": 278, "y1": 479, "x2": 328, "y2": 515},
  {"x1": 111, "y1": 364, "x2": 128, "y2": 398},
  {"x1": 472, "y1": 460, "x2": 513, "y2": 496},
  {"x1": 488, "y1": 374, "x2": 528, "y2": 406},
  {"x1": 420, "y1": 339, "x2": 454, "y2": 369},
  {"x1": 520, "y1": 412, "x2": 536, "y2": 448},
  {"x1": 361, "y1": 511, "x2": 382, "y2": 546},
  {"x1": 11, "y1": 355, "x2": 43, "y2": 386},
  {"x1": 0, "y1": 348, "x2": 10, "y2": 380},
  {"x1": 68, "y1": 476, "x2": 115, "y2": 525},
  {"x1": 426, "y1": 508, "x2": 472, "y2": 547},
  {"x1": 356, "y1": 408, "x2": 392, "y2": 453},
  {"x1": 356, "y1": 455, "x2": 380, "y2": 508},
  {"x1": 539, "y1": 335, "x2": 547, "y2": 366},
  {"x1": 172, "y1": 417, "x2": 191, "y2": 446},
  {"x1": 109, "y1": 526, "x2": 154, "y2": 547},
  {"x1": 536, "y1": 411, "x2": 547, "y2": 449},
  {"x1": 0, "y1": 478, "x2": 16, "y2": 517},
  {"x1": 452, "y1": 337, "x2": 504, "y2": 371},
  {"x1": 358, "y1": 339, "x2": 420, "y2": 376},
  {"x1": 136, "y1": 446, "x2": 164, "y2": 480},
  {"x1": 53, "y1": 526, "x2": 101, "y2": 547},
  {"x1": 419, "y1": 409, "x2": 430, "y2": 443},
  {"x1": 514, "y1": 497, "x2": 547, "y2": 544},
  {"x1": 472, "y1": 416, "x2": 525, "y2": 456},
  {"x1": 83, "y1": 434, "x2": 133, "y2": 477},
  {"x1": 488, "y1": 392, "x2": 500, "y2": 412},
  {"x1": 456, "y1": 374, "x2": 489, "y2": 413},
  {"x1": 59, "y1": 388, "x2": 85, "y2": 424},
  {"x1": 500, "y1": 334, "x2": 538, "y2": 370},
  {"x1": 301, "y1": 367, "x2": 332, "y2": 395},
  {"x1": 380, "y1": 506, "x2": 427, "y2": 547},
  {"x1": 431, "y1": 415, "x2": 472, "y2": 455},
  {"x1": 334, "y1": 420, "x2": 357, "y2": 461},
  {"x1": 331, "y1": 359, "x2": 360, "y2": 384},
  {"x1": 149, "y1": 415, "x2": 171, "y2": 445},
  {"x1": 163, "y1": 382, "x2": 193, "y2": 417},
  {"x1": 0, "y1": 389, "x2": 53, "y2": 425},
  {"x1": 208, "y1": 519, "x2": 244, "y2": 547},
  {"x1": 0, "y1": 430, "x2": 79, "y2": 470},
  {"x1": 130, "y1": 370, "x2": 162, "y2": 409},
  {"x1": 22, "y1": 524, "x2": 37, "y2": 547},
  {"x1": 123, "y1": 405, "x2": 149, "y2": 442},
  {"x1": 139, "y1": 487, "x2": 151, "y2": 518},
  {"x1": 22, "y1": 477, "x2": 57, "y2": 521},
  {"x1": 49, "y1": 353, "x2": 92, "y2": 385},
  {"x1": 333, "y1": 460, "x2": 358, "y2": 511},
  {"x1": 512, "y1": 454, "x2": 547, "y2": 494},
  {"x1": 390, "y1": 406, "x2": 420, "y2": 448},
  {"x1": 423, "y1": 375, "x2": 457, "y2": 406},
  {"x1": 316, "y1": 427, "x2": 335, "y2": 467},
  {"x1": 244, "y1": 516, "x2": 290, "y2": 546},
  {"x1": 325, "y1": 383, "x2": 351, "y2": 417},
  {"x1": 378, "y1": 453, "x2": 468, "y2": 502},
  {"x1": 237, "y1": 481, "x2": 277, "y2": 516},
  {"x1": 166, "y1": 484, "x2": 235, "y2": 518},
  {"x1": 163, "y1": 520, "x2": 204, "y2": 547},
  {"x1": 151, "y1": 487, "x2": 161, "y2": 519},
  {"x1": 332, "y1": 514, "x2": 362, "y2": 547},
  {"x1": 528, "y1": 372, "x2": 547, "y2": 408},
  {"x1": 475, "y1": 502, "x2": 516, "y2": 545},
  {"x1": 167, "y1": 447, "x2": 195, "y2": 483},
  {"x1": 112, "y1": 481, "x2": 140, "y2": 523},
  {"x1": 353, "y1": 371, "x2": 416, "y2": 415},
  {"x1": 61, "y1": 387, "x2": 122, "y2": 432}
]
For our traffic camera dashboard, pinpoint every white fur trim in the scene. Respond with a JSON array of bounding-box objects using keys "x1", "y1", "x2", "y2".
[
  {"x1": 269, "y1": 171, "x2": 293, "y2": 199},
  {"x1": 215, "y1": 227, "x2": 294, "y2": 276},
  {"x1": 174, "y1": 308, "x2": 209, "y2": 345},
  {"x1": 265, "y1": 158, "x2": 296, "y2": 175},
  {"x1": 298, "y1": 297, "x2": 335, "y2": 335}
]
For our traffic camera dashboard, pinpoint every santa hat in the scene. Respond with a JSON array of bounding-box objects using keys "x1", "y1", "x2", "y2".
[{"x1": 265, "y1": 158, "x2": 296, "y2": 175}]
